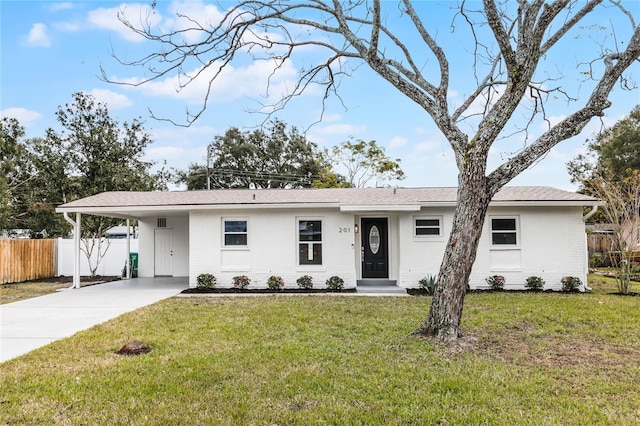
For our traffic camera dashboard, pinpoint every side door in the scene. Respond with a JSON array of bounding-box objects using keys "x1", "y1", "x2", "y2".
[{"x1": 154, "y1": 228, "x2": 173, "y2": 276}]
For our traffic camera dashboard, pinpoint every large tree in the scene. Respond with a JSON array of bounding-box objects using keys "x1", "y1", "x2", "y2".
[
  {"x1": 179, "y1": 120, "x2": 325, "y2": 189},
  {"x1": 12, "y1": 93, "x2": 169, "y2": 274},
  {"x1": 110, "y1": 1, "x2": 640, "y2": 341}
]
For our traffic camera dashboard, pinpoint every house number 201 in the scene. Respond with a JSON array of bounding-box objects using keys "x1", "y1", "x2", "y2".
[{"x1": 338, "y1": 227, "x2": 351, "y2": 233}]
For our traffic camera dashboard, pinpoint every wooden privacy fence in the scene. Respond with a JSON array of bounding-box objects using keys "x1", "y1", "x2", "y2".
[
  {"x1": 587, "y1": 233, "x2": 614, "y2": 256},
  {"x1": 0, "y1": 239, "x2": 56, "y2": 284}
]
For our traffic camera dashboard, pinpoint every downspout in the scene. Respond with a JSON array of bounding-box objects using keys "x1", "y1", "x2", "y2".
[
  {"x1": 583, "y1": 204, "x2": 598, "y2": 222},
  {"x1": 582, "y1": 205, "x2": 599, "y2": 291},
  {"x1": 63, "y1": 212, "x2": 81, "y2": 289}
]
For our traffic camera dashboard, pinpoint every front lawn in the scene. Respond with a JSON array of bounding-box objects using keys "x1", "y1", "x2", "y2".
[{"x1": 1, "y1": 279, "x2": 639, "y2": 425}]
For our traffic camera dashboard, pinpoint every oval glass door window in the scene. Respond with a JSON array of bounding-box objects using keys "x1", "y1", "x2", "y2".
[{"x1": 369, "y1": 225, "x2": 380, "y2": 255}]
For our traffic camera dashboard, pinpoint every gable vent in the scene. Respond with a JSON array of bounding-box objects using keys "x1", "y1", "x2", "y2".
[{"x1": 157, "y1": 218, "x2": 167, "y2": 228}]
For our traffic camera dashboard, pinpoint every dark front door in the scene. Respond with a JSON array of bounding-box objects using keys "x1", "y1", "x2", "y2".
[{"x1": 361, "y1": 218, "x2": 388, "y2": 278}]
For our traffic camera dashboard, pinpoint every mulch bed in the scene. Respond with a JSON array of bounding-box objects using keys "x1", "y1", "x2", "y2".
[
  {"x1": 29, "y1": 275, "x2": 122, "y2": 284},
  {"x1": 182, "y1": 287, "x2": 357, "y2": 294},
  {"x1": 406, "y1": 288, "x2": 584, "y2": 296}
]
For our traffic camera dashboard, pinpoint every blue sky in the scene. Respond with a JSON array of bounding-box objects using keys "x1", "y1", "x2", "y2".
[{"x1": 1, "y1": 1, "x2": 639, "y2": 190}]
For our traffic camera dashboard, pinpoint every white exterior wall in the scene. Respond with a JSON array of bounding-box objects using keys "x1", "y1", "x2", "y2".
[
  {"x1": 128, "y1": 204, "x2": 587, "y2": 290},
  {"x1": 397, "y1": 208, "x2": 451, "y2": 288},
  {"x1": 398, "y1": 206, "x2": 588, "y2": 290},
  {"x1": 56, "y1": 238, "x2": 139, "y2": 277},
  {"x1": 137, "y1": 215, "x2": 189, "y2": 277},
  {"x1": 189, "y1": 209, "x2": 358, "y2": 288}
]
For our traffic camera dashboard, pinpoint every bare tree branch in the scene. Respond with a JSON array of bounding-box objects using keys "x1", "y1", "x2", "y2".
[{"x1": 488, "y1": 25, "x2": 640, "y2": 192}]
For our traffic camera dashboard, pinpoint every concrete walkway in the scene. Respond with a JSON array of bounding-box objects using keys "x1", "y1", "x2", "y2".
[{"x1": 0, "y1": 277, "x2": 187, "y2": 363}]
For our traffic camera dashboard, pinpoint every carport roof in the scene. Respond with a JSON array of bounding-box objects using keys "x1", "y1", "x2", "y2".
[{"x1": 56, "y1": 186, "x2": 596, "y2": 219}]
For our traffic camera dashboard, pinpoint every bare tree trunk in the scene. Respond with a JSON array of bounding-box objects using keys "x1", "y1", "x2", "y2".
[{"x1": 413, "y1": 170, "x2": 492, "y2": 340}]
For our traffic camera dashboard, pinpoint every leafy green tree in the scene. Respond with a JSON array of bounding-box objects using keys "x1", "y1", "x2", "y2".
[
  {"x1": 568, "y1": 105, "x2": 640, "y2": 187},
  {"x1": 311, "y1": 167, "x2": 351, "y2": 189},
  {"x1": 182, "y1": 120, "x2": 325, "y2": 189},
  {"x1": 6, "y1": 93, "x2": 168, "y2": 273},
  {"x1": 41, "y1": 92, "x2": 169, "y2": 273},
  {"x1": 176, "y1": 163, "x2": 209, "y2": 191},
  {"x1": 322, "y1": 139, "x2": 404, "y2": 188},
  {"x1": 0, "y1": 117, "x2": 29, "y2": 234}
]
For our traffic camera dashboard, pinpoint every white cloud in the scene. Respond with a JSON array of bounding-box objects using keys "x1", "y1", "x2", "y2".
[
  {"x1": 26, "y1": 23, "x2": 51, "y2": 47},
  {"x1": 87, "y1": 4, "x2": 159, "y2": 42},
  {"x1": 413, "y1": 140, "x2": 439, "y2": 154},
  {"x1": 88, "y1": 89, "x2": 133, "y2": 110},
  {"x1": 118, "y1": 59, "x2": 301, "y2": 105},
  {"x1": 1, "y1": 108, "x2": 43, "y2": 127},
  {"x1": 313, "y1": 123, "x2": 366, "y2": 135},
  {"x1": 320, "y1": 113, "x2": 342, "y2": 122},
  {"x1": 53, "y1": 22, "x2": 80, "y2": 32},
  {"x1": 148, "y1": 125, "x2": 216, "y2": 166},
  {"x1": 388, "y1": 136, "x2": 408, "y2": 149},
  {"x1": 49, "y1": 2, "x2": 74, "y2": 12},
  {"x1": 146, "y1": 146, "x2": 185, "y2": 158}
]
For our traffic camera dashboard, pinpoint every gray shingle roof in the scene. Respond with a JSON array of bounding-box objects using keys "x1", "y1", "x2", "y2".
[{"x1": 57, "y1": 186, "x2": 595, "y2": 212}]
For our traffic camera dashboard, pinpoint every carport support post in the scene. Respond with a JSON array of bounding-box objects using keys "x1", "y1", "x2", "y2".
[
  {"x1": 73, "y1": 213, "x2": 81, "y2": 289},
  {"x1": 126, "y1": 219, "x2": 131, "y2": 279},
  {"x1": 63, "y1": 212, "x2": 82, "y2": 289}
]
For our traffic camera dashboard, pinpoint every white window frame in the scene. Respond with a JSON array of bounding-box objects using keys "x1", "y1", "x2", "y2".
[
  {"x1": 297, "y1": 218, "x2": 323, "y2": 266},
  {"x1": 490, "y1": 216, "x2": 520, "y2": 247},
  {"x1": 413, "y1": 215, "x2": 443, "y2": 239},
  {"x1": 222, "y1": 218, "x2": 249, "y2": 248}
]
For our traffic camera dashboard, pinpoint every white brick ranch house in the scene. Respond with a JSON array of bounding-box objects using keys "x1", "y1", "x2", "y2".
[{"x1": 56, "y1": 186, "x2": 596, "y2": 291}]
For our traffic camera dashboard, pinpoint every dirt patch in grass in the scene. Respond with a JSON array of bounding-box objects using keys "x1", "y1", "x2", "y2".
[{"x1": 476, "y1": 323, "x2": 640, "y2": 369}]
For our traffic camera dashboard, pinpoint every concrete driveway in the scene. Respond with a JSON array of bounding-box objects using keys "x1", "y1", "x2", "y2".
[{"x1": 0, "y1": 277, "x2": 187, "y2": 363}]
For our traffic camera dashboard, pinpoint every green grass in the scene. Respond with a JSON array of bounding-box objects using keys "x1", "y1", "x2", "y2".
[
  {"x1": 1, "y1": 281, "x2": 70, "y2": 304},
  {"x1": 1, "y1": 277, "x2": 639, "y2": 424},
  {"x1": 1, "y1": 277, "x2": 118, "y2": 304}
]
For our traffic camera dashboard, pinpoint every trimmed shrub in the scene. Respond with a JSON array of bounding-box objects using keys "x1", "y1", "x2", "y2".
[
  {"x1": 296, "y1": 275, "x2": 313, "y2": 289},
  {"x1": 561, "y1": 276, "x2": 582, "y2": 292},
  {"x1": 485, "y1": 275, "x2": 505, "y2": 290},
  {"x1": 525, "y1": 276, "x2": 545, "y2": 291},
  {"x1": 266, "y1": 275, "x2": 285, "y2": 290},
  {"x1": 326, "y1": 275, "x2": 344, "y2": 290},
  {"x1": 232, "y1": 275, "x2": 251, "y2": 289},
  {"x1": 196, "y1": 273, "x2": 216, "y2": 289}
]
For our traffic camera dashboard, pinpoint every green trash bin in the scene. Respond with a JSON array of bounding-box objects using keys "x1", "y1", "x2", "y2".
[{"x1": 129, "y1": 252, "x2": 139, "y2": 278}]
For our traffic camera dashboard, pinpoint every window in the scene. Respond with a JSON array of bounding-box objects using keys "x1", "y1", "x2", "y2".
[
  {"x1": 490, "y1": 217, "x2": 518, "y2": 246},
  {"x1": 298, "y1": 220, "x2": 322, "y2": 265},
  {"x1": 414, "y1": 216, "x2": 442, "y2": 237},
  {"x1": 157, "y1": 217, "x2": 167, "y2": 228},
  {"x1": 224, "y1": 219, "x2": 248, "y2": 246}
]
